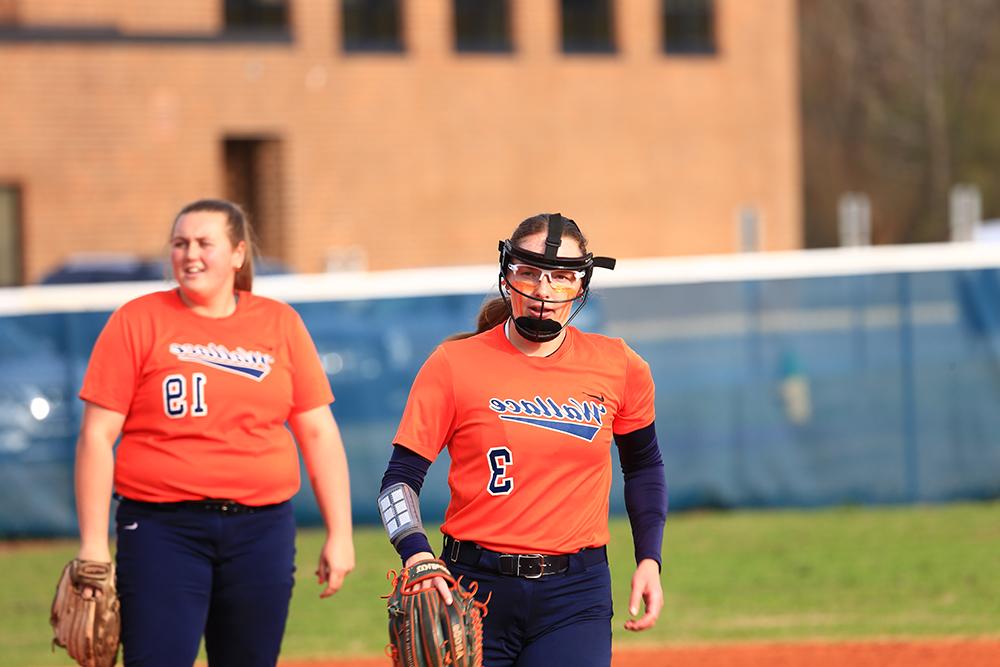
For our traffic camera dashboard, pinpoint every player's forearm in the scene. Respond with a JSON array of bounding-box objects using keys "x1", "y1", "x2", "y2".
[
  {"x1": 291, "y1": 406, "x2": 353, "y2": 539},
  {"x1": 380, "y1": 445, "x2": 434, "y2": 562},
  {"x1": 616, "y1": 422, "x2": 669, "y2": 567},
  {"x1": 302, "y1": 425, "x2": 353, "y2": 541},
  {"x1": 74, "y1": 432, "x2": 115, "y2": 560},
  {"x1": 623, "y1": 466, "x2": 667, "y2": 566}
]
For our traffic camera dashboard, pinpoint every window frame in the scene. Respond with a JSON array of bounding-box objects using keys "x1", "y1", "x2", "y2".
[
  {"x1": 223, "y1": 0, "x2": 291, "y2": 37},
  {"x1": 454, "y1": 0, "x2": 513, "y2": 54},
  {"x1": 560, "y1": 0, "x2": 617, "y2": 55},
  {"x1": 0, "y1": 184, "x2": 24, "y2": 287},
  {"x1": 662, "y1": 0, "x2": 717, "y2": 56},
  {"x1": 341, "y1": 0, "x2": 405, "y2": 54}
]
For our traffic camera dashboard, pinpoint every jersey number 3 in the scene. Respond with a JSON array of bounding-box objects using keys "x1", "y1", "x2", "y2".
[
  {"x1": 487, "y1": 447, "x2": 513, "y2": 495},
  {"x1": 163, "y1": 373, "x2": 208, "y2": 418}
]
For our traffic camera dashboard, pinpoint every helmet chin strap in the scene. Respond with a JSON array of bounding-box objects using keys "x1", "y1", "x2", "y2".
[
  {"x1": 512, "y1": 315, "x2": 563, "y2": 343},
  {"x1": 499, "y1": 281, "x2": 589, "y2": 343}
]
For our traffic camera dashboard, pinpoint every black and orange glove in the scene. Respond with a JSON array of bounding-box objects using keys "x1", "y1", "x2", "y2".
[{"x1": 385, "y1": 559, "x2": 488, "y2": 667}]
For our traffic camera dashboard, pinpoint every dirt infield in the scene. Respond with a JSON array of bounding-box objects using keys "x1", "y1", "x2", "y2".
[{"x1": 280, "y1": 638, "x2": 1000, "y2": 666}]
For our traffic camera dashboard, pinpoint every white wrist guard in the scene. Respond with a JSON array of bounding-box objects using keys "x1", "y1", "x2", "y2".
[{"x1": 378, "y1": 482, "x2": 425, "y2": 546}]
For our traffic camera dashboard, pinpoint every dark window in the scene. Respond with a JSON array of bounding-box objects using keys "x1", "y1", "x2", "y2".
[
  {"x1": 663, "y1": 0, "x2": 715, "y2": 54},
  {"x1": 454, "y1": 0, "x2": 511, "y2": 53},
  {"x1": 0, "y1": 185, "x2": 22, "y2": 286},
  {"x1": 224, "y1": 137, "x2": 286, "y2": 261},
  {"x1": 561, "y1": 0, "x2": 615, "y2": 54},
  {"x1": 224, "y1": 0, "x2": 289, "y2": 32},
  {"x1": 342, "y1": 0, "x2": 403, "y2": 52}
]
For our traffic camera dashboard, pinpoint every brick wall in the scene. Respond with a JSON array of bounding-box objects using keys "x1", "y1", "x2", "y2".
[{"x1": 0, "y1": 0, "x2": 800, "y2": 282}]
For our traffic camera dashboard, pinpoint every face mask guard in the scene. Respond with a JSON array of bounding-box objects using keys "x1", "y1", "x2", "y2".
[{"x1": 497, "y1": 213, "x2": 616, "y2": 342}]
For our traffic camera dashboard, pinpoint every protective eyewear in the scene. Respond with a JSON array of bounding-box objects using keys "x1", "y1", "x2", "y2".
[{"x1": 506, "y1": 263, "x2": 585, "y2": 293}]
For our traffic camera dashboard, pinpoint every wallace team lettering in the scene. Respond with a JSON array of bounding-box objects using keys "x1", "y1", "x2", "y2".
[
  {"x1": 169, "y1": 342, "x2": 274, "y2": 381},
  {"x1": 489, "y1": 395, "x2": 607, "y2": 441}
]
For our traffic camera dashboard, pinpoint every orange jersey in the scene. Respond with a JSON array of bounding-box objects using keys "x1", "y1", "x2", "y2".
[
  {"x1": 79, "y1": 290, "x2": 333, "y2": 505},
  {"x1": 394, "y1": 323, "x2": 655, "y2": 554}
]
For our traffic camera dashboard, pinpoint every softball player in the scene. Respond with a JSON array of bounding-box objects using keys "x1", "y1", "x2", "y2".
[
  {"x1": 74, "y1": 199, "x2": 354, "y2": 667},
  {"x1": 379, "y1": 213, "x2": 667, "y2": 666}
]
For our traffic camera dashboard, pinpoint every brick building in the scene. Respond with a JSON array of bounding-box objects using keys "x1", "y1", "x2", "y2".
[{"x1": 0, "y1": 0, "x2": 800, "y2": 285}]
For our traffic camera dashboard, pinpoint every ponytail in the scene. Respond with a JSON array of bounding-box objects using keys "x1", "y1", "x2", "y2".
[
  {"x1": 173, "y1": 198, "x2": 257, "y2": 292},
  {"x1": 234, "y1": 251, "x2": 255, "y2": 292},
  {"x1": 445, "y1": 297, "x2": 509, "y2": 342}
]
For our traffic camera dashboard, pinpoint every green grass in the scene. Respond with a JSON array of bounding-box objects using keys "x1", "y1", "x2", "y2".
[
  {"x1": 3, "y1": 502, "x2": 998, "y2": 666},
  {"x1": 610, "y1": 502, "x2": 1000, "y2": 645}
]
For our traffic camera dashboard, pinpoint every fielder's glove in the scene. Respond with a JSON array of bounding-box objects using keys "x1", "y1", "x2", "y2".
[
  {"x1": 385, "y1": 559, "x2": 488, "y2": 667},
  {"x1": 50, "y1": 559, "x2": 121, "y2": 667}
]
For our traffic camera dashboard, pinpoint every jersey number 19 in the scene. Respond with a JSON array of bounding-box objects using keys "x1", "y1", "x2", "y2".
[{"x1": 163, "y1": 372, "x2": 208, "y2": 418}]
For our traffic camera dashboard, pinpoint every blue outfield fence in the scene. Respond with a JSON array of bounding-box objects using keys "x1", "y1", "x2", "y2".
[{"x1": 1, "y1": 245, "x2": 999, "y2": 537}]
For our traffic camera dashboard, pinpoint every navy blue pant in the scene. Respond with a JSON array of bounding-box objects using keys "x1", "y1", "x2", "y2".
[
  {"x1": 114, "y1": 500, "x2": 296, "y2": 667},
  {"x1": 446, "y1": 555, "x2": 613, "y2": 666}
]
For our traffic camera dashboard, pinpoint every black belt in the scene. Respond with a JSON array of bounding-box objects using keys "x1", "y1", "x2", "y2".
[
  {"x1": 442, "y1": 535, "x2": 606, "y2": 579},
  {"x1": 117, "y1": 497, "x2": 286, "y2": 515}
]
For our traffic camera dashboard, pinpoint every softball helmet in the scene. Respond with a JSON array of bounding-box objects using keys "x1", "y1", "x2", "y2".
[{"x1": 497, "y1": 213, "x2": 616, "y2": 342}]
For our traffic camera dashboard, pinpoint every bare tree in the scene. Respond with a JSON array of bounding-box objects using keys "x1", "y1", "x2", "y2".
[{"x1": 801, "y1": 0, "x2": 1000, "y2": 245}]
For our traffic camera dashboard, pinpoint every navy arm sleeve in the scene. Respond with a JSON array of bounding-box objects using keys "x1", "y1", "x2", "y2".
[
  {"x1": 615, "y1": 422, "x2": 668, "y2": 569},
  {"x1": 380, "y1": 444, "x2": 434, "y2": 563}
]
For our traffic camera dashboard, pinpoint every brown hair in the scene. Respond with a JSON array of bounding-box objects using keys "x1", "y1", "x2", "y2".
[
  {"x1": 172, "y1": 198, "x2": 257, "y2": 292},
  {"x1": 445, "y1": 296, "x2": 511, "y2": 342},
  {"x1": 446, "y1": 213, "x2": 589, "y2": 341}
]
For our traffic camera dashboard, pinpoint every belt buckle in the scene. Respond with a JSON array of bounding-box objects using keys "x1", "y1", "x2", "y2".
[
  {"x1": 516, "y1": 554, "x2": 545, "y2": 579},
  {"x1": 209, "y1": 499, "x2": 240, "y2": 513}
]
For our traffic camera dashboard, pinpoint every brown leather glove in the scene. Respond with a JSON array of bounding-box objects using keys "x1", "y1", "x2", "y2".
[{"x1": 50, "y1": 559, "x2": 121, "y2": 667}]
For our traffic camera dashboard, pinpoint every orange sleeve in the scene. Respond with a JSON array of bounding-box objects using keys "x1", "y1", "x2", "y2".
[
  {"x1": 286, "y1": 308, "x2": 334, "y2": 414},
  {"x1": 78, "y1": 306, "x2": 145, "y2": 415},
  {"x1": 392, "y1": 346, "x2": 456, "y2": 461},
  {"x1": 613, "y1": 342, "x2": 656, "y2": 435}
]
